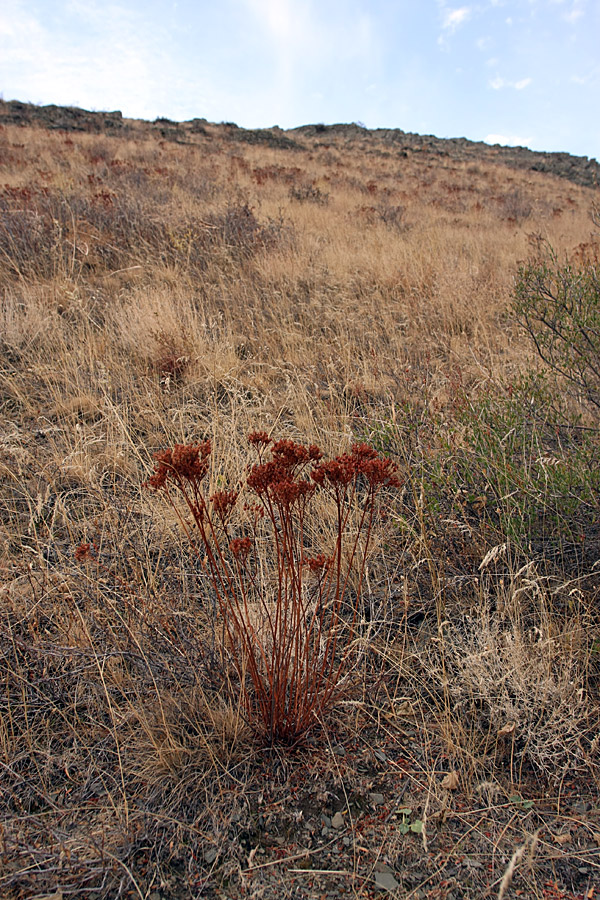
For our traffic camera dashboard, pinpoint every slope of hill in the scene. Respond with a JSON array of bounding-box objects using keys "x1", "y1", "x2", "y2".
[
  {"x1": 1, "y1": 99, "x2": 599, "y2": 900},
  {"x1": 2, "y1": 98, "x2": 599, "y2": 186}
]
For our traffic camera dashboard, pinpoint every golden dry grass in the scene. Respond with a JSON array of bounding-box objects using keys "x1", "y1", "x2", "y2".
[{"x1": 1, "y1": 115, "x2": 599, "y2": 898}]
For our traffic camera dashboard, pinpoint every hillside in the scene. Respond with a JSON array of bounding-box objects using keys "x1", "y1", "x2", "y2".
[
  {"x1": 2, "y1": 98, "x2": 599, "y2": 187},
  {"x1": 1, "y1": 101, "x2": 599, "y2": 900}
]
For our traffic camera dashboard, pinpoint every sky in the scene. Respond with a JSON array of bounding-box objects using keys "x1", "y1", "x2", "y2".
[{"x1": 1, "y1": 0, "x2": 599, "y2": 160}]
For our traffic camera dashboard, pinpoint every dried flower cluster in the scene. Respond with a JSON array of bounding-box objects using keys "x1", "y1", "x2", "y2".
[
  {"x1": 145, "y1": 441, "x2": 211, "y2": 490},
  {"x1": 145, "y1": 433, "x2": 401, "y2": 744}
]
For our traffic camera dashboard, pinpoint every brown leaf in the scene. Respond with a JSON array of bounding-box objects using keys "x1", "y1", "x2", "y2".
[
  {"x1": 497, "y1": 721, "x2": 516, "y2": 738},
  {"x1": 553, "y1": 832, "x2": 572, "y2": 845},
  {"x1": 441, "y1": 770, "x2": 460, "y2": 790},
  {"x1": 394, "y1": 700, "x2": 416, "y2": 718}
]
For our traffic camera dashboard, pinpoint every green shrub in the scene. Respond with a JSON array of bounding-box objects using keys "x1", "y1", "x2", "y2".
[
  {"x1": 363, "y1": 375, "x2": 600, "y2": 574},
  {"x1": 513, "y1": 241, "x2": 600, "y2": 413}
]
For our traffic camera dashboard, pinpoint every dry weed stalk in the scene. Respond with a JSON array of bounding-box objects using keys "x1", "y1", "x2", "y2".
[{"x1": 144, "y1": 434, "x2": 401, "y2": 744}]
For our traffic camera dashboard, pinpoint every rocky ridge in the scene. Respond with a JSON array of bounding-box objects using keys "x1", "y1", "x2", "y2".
[{"x1": 1, "y1": 97, "x2": 598, "y2": 188}]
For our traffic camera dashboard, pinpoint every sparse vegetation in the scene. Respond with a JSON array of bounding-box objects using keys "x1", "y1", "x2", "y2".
[
  {"x1": 1, "y1": 106, "x2": 599, "y2": 899},
  {"x1": 514, "y1": 240, "x2": 600, "y2": 412}
]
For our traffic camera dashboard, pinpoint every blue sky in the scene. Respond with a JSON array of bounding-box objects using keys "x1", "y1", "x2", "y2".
[{"x1": 1, "y1": 0, "x2": 599, "y2": 159}]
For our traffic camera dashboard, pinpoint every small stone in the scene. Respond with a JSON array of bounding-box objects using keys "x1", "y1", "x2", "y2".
[
  {"x1": 321, "y1": 814, "x2": 332, "y2": 828},
  {"x1": 204, "y1": 848, "x2": 217, "y2": 864},
  {"x1": 369, "y1": 792, "x2": 385, "y2": 806},
  {"x1": 332, "y1": 811, "x2": 345, "y2": 829},
  {"x1": 333, "y1": 744, "x2": 346, "y2": 757},
  {"x1": 374, "y1": 871, "x2": 399, "y2": 892},
  {"x1": 572, "y1": 801, "x2": 590, "y2": 814},
  {"x1": 343, "y1": 837, "x2": 351, "y2": 846}
]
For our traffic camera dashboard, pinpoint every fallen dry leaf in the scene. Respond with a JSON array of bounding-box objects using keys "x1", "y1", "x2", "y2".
[
  {"x1": 441, "y1": 770, "x2": 460, "y2": 790},
  {"x1": 394, "y1": 700, "x2": 416, "y2": 718},
  {"x1": 553, "y1": 832, "x2": 572, "y2": 845},
  {"x1": 497, "y1": 721, "x2": 516, "y2": 737}
]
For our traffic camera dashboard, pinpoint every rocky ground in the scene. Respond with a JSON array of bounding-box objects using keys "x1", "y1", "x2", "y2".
[{"x1": 1, "y1": 98, "x2": 598, "y2": 187}]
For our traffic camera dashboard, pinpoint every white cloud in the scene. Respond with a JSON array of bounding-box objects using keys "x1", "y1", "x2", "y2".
[
  {"x1": 486, "y1": 133, "x2": 533, "y2": 147},
  {"x1": 490, "y1": 75, "x2": 532, "y2": 90},
  {"x1": 571, "y1": 65, "x2": 600, "y2": 86},
  {"x1": 545, "y1": 0, "x2": 584, "y2": 19},
  {"x1": 1, "y1": 1, "x2": 160, "y2": 114},
  {"x1": 442, "y1": 6, "x2": 472, "y2": 31}
]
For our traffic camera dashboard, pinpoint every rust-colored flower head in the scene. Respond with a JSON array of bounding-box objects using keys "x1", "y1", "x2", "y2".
[
  {"x1": 74, "y1": 542, "x2": 96, "y2": 562},
  {"x1": 210, "y1": 489, "x2": 239, "y2": 520},
  {"x1": 311, "y1": 444, "x2": 401, "y2": 493},
  {"x1": 248, "y1": 431, "x2": 272, "y2": 446},
  {"x1": 311, "y1": 456, "x2": 355, "y2": 488},
  {"x1": 305, "y1": 553, "x2": 333, "y2": 573},
  {"x1": 247, "y1": 460, "x2": 279, "y2": 495},
  {"x1": 270, "y1": 477, "x2": 315, "y2": 509},
  {"x1": 270, "y1": 439, "x2": 312, "y2": 470},
  {"x1": 145, "y1": 441, "x2": 211, "y2": 490},
  {"x1": 350, "y1": 443, "x2": 379, "y2": 463},
  {"x1": 359, "y1": 456, "x2": 402, "y2": 489},
  {"x1": 229, "y1": 536, "x2": 252, "y2": 560}
]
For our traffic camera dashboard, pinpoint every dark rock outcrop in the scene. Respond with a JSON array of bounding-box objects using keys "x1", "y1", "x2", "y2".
[{"x1": 0, "y1": 99, "x2": 124, "y2": 133}]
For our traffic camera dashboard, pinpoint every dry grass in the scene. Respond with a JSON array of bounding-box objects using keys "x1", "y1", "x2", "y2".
[{"x1": 1, "y1": 114, "x2": 599, "y2": 898}]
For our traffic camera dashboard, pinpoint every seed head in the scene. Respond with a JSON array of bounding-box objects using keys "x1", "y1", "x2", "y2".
[
  {"x1": 229, "y1": 536, "x2": 252, "y2": 560},
  {"x1": 74, "y1": 542, "x2": 95, "y2": 562},
  {"x1": 305, "y1": 553, "x2": 332, "y2": 573},
  {"x1": 210, "y1": 489, "x2": 239, "y2": 520},
  {"x1": 145, "y1": 441, "x2": 211, "y2": 490},
  {"x1": 248, "y1": 431, "x2": 272, "y2": 446}
]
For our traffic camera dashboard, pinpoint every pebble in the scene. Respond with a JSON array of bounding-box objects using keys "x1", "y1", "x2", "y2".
[
  {"x1": 572, "y1": 801, "x2": 591, "y2": 814},
  {"x1": 369, "y1": 792, "x2": 385, "y2": 806},
  {"x1": 374, "y1": 871, "x2": 399, "y2": 892},
  {"x1": 332, "y1": 811, "x2": 345, "y2": 829}
]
